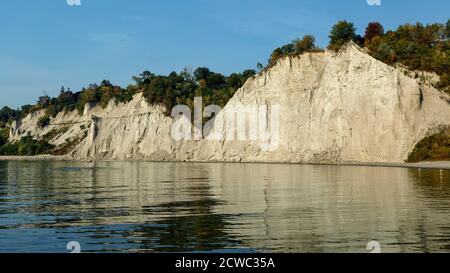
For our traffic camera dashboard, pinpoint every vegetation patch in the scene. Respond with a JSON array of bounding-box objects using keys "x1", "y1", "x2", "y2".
[
  {"x1": 268, "y1": 35, "x2": 324, "y2": 67},
  {"x1": 407, "y1": 127, "x2": 450, "y2": 162},
  {"x1": 52, "y1": 131, "x2": 88, "y2": 156},
  {"x1": 37, "y1": 115, "x2": 51, "y2": 128},
  {"x1": 0, "y1": 134, "x2": 54, "y2": 156},
  {"x1": 42, "y1": 126, "x2": 70, "y2": 142},
  {"x1": 0, "y1": 127, "x2": 9, "y2": 149}
]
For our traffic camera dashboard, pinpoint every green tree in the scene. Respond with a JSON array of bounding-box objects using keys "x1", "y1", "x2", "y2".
[
  {"x1": 37, "y1": 115, "x2": 51, "y2": 128},
  {"x1": 227, "y1": 73, "x2": 243, "y2": 89},
  {"x1": 37, "y1": 95, "x2": 51, "y2": 108},
  {"x1": 280, "y1": 43, "x2": 295, "y2": 55},
  {"x1": 0, "y1": 106, "x2": 18, "y2": 123},
  {"x1": 180, "y1": 66, "x2": 195, "y2": 82},
  {"x1": 328, "y1": 21, "x2": 357, "y2": 51},
  {"x1": 269, "y1": 48, "x2": 284, "y2": 65},
  {"x1": 0, "y1": 127, "x2": 9, "y2": 147},
  {"x1": 256, "y1": 62, "x2": 264, "y2": 72},
  {"x1": 194, "y1": 67, "x2": 211, "y2": 82},
  {"x1": 132, "y1": 70, "x2": 155, "y2": 85}
]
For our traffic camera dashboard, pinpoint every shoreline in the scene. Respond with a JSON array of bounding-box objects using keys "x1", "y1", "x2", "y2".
[
  {"x1": 0, "y1": 155, "x2": 72, "y2": 161},
  {"x1": 1, "y1": 155, "x2": 450, "y2": 170}
]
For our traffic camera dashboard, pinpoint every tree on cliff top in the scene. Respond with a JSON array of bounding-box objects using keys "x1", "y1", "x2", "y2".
[
  {"x1": 328, "y1": 21, "x2": 357, "y2": 51},
  {"x1": 294, "y1": 35, "x2": 318, "y2": 54},
  {"x1": 268, "y1": 35, "x2": 319, "y2": 66},
  {"x1": 364, "y1": 22, "x2": 385, "y2": 45}
]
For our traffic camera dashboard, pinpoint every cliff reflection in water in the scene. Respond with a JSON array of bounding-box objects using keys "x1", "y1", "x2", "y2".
[{"x1": 0, "y1": 161, "x2": 449, "y2": 253}]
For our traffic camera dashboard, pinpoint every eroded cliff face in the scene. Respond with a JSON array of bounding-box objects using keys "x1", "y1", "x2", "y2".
[{"x1": 10, "y1": 43, "x2": 450, "y2": 163}]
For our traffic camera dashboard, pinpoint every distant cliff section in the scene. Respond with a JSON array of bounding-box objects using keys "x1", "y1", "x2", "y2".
[{"x1": 7, "y1": 43, "x2": 450, "y2": 163}]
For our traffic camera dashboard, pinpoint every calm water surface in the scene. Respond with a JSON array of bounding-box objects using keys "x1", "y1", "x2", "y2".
[{"x1": 0, "y1": 161, "x2": 449, "y2": 253}]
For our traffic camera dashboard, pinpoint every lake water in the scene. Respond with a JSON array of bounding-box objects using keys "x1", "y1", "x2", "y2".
[{"x1": 0, "y1": 161, "x2": 449, "y2": 253}]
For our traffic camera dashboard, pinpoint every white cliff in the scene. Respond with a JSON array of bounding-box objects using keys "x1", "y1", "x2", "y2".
[{"x1": 9, "y1": 43, "x2": 450, "y2": 163}]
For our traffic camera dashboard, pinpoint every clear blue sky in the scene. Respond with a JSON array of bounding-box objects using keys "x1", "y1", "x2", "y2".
[{"x1": 1, "y1": 0, "x2": 449, "y2": 108}]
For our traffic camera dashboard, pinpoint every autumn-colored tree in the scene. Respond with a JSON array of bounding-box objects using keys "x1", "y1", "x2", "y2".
[
  {"x1": 364, "y1": 22, "x2": 385, "y2": 46},
  {"x1": 294, "y1": 35, "x2": 317, "y2": 54}
]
